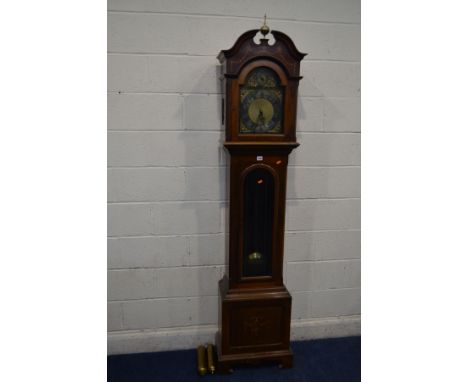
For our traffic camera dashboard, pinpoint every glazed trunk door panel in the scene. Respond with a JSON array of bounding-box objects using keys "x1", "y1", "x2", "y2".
[{"x1": 242, "y1": 168, "x2": 274, "y2": 278}]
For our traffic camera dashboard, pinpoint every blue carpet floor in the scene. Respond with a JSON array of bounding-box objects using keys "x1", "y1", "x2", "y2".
[{"x1": 108, "y1": 336, "x2": 360, "y2": 382}]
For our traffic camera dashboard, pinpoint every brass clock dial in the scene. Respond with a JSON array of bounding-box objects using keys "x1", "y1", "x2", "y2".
[{"x1": 240, "y1": 67, "x2": 284, "y2": 134}]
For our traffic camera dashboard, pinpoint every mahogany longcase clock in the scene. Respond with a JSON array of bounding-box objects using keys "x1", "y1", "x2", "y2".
[{"x1": 216, "y1": 21, "x2": 306, "y2": 373}]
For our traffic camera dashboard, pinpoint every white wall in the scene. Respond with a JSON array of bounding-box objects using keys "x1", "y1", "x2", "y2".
[{"x1": 108, "y1": 0, "x2": 361, "y2": 355}]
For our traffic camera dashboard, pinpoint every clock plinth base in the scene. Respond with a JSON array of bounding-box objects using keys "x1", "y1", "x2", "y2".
[
  {"x1": 215, "y1": 345, "x2": 293, "y2": 374},
  {"x1": 216, "y1": 277, "x2": 293, "y2": 373}
]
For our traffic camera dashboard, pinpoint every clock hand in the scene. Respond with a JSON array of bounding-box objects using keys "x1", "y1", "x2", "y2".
[{"x1": 257, "y1": 109, "x2": 265, "y2": 125}]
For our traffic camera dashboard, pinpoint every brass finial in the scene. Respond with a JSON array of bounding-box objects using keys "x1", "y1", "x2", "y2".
[{"x1": 260, "y1": 14, "x2": 270, "y2": 36}]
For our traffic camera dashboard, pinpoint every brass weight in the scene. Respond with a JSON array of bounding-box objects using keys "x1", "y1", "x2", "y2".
[
  {"x1": 206, "y1": 344, "x2": 216, "y2": 374},
  {"x1": 197, "y1": 345, "x2": 207, "y2": 376}
]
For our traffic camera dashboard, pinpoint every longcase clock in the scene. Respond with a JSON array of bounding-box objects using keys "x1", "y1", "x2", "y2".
[{"x1": 216, "y1": 21, "x2": 306, "y2": 373}]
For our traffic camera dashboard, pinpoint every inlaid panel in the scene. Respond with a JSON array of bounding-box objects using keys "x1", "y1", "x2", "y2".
[{"x1": 230, "y1": 305, "x2": 283, "y2": 348}]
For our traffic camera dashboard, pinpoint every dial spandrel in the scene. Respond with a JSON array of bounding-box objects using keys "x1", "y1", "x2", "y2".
[{"x1": 240, "y1": 67, "x2": 284, "y2": 134}]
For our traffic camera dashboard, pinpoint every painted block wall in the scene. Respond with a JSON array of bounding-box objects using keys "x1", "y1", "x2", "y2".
[{"x1": 107, "y1": 0, "x2": 361, "y2": 355}]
